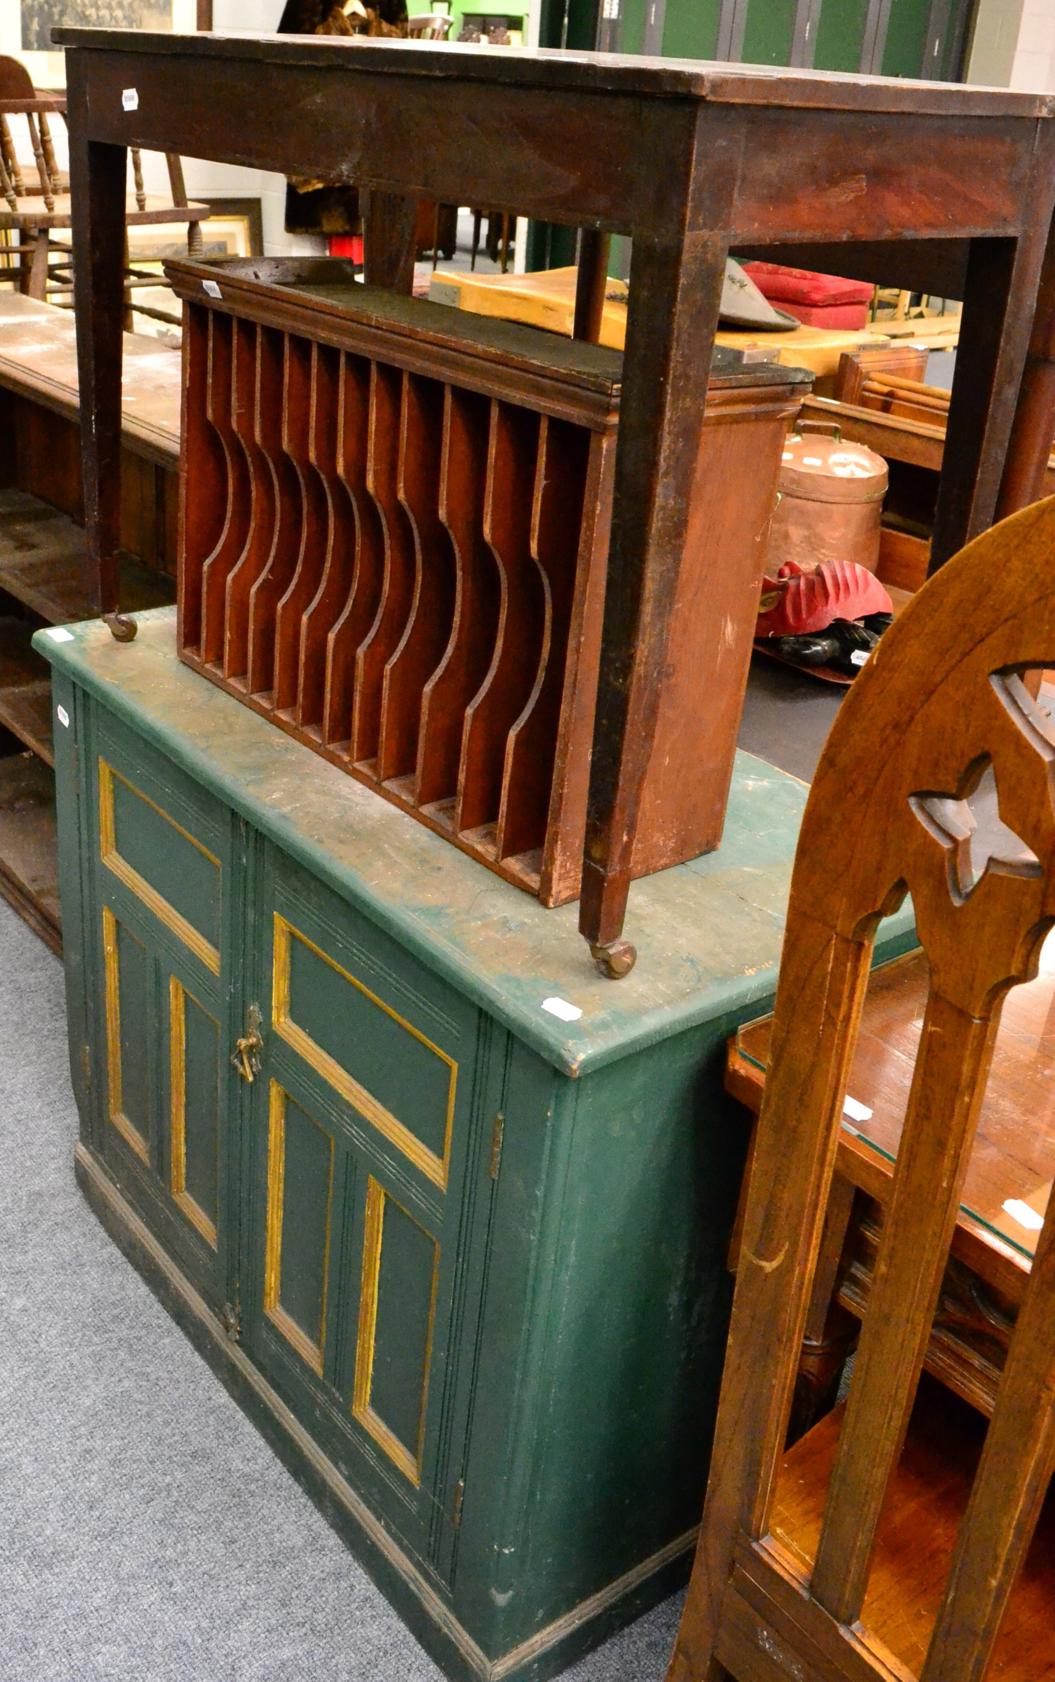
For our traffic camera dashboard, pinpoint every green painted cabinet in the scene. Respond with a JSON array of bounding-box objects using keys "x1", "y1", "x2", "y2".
[{"x1": 39, "y1": 610, "x2": 914, "y2": 1681}]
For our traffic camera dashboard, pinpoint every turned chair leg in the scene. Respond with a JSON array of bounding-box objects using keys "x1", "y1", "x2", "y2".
[
  {"x1": 25, "y1": 230, "x2": 49, "y2": 299},
  {"x1": 122, "y1": 231, "x2": 134, "y2": 332}
]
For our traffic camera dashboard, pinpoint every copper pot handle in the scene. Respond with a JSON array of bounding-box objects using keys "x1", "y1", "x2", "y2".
[{"x1": 794, "y1": 419, "x2": 843, "y2": 442}]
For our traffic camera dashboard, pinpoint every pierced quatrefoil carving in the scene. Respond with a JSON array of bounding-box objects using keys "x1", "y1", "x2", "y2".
[{"x1": 910, "y1": 759, "x2": 1041, "y2": 904}]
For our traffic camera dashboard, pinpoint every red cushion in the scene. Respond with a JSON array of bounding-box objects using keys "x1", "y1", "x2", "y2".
[{"x1": 742, "y1": 261, "x2": 875, "y2": 307}]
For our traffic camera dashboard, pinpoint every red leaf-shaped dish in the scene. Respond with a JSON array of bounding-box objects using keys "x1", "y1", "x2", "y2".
[{"x1": 756, "y1": 560, "x2": 892, "y2": 637}]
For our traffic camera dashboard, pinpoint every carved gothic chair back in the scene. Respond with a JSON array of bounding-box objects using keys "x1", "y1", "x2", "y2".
[{"x1": 668, "y1": 495, "x2": 1055, "y2": 1682}]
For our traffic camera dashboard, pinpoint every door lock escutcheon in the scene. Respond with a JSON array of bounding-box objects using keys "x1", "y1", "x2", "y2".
[{"x1": 231, "y1": 1002, "x2": 263, "y2": 1082}]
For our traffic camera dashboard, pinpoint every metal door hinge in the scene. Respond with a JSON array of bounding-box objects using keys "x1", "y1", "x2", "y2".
[
  {"x1": 489, "y1": 1112, "x2": 505, "y2": 1180},
  {"x1": 231, "y1": 1003, "x2": 263, "y2": 1083},
  {"x1": 452, "y1": 1478, "x2": 465, "y2": 1528},
  {"x1": 221, "y1": 1297, "x2": 241, "y2": 1342}
]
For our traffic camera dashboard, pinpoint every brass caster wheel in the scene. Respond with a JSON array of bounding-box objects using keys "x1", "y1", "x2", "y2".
[
  {"x1": 589, "y1": 939, "x2": 637, "y2": 980},
  {"x1": 104, "y1": 613, "x2": 138, "y2": 643}
]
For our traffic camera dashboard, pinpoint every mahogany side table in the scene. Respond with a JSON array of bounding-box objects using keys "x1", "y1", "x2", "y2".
[{"x1": 55, "y1": 31, "x2": 1055, "y2": 971}]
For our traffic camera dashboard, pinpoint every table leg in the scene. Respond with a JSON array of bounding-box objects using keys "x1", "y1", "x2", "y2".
[
  {"x1": 579, "y1": 226, "x2": 730, "y2": 976},
  {"x1": 931, "y1": 227, "x2": 1049, "y2": 570},
  {"x1": 362, "y1": 189, "x2": 419, "y2": 294},
  {"x1": 997, "y1": 209, "x2": 1055, "y2": 520},
  {"x1": 573, "y1": 229, "x2": 610, "y2": 343},
  {"x1": 67, "y1": 90, "x2": 131, "y2": 637}
]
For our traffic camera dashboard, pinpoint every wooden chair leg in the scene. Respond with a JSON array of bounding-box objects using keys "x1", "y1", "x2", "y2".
[
  {"x1": 792, "y1": 1303, "x2": 859, "y2": 1440},
  {"x1": 789, "y1": 1173, "x2": 858, "y2": 1438},
  {"x1": 25, "y1": 230, "x2": 49, "y2": 299},
  {"x1": 122, "y1": 231, "x2": 134, "y2": 332}
]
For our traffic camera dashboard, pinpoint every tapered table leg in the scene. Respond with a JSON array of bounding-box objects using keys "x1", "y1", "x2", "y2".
[
  {"x1": 932, "y1": 217, "x2": 1052, "y2": 569},
  {"x1": 362, "y1": 189, "x2": 419, "y2": 295},
  {"x1": 579, "y1": 197, "x2": 732, "y2": 976},
  {"x1": 573, "y1": 229, "x2": 611, "y2": 344},
  {"x1": 997, "y1": 209, "x2": 1055, "y2": 519},
  {"x1": 67, "y1": 64, "x2": 130, "y2": 636}
]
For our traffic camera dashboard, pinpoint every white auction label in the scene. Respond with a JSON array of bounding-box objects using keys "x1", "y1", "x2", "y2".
[
  {"x1": 121, "y1": 87, "x2": 139, "y2": 111},
  {"x1": 56, "y1": 705, "x2": 70, "y2": 729},
  {"x1": 541, "y1": 996, "x2": 583, "y2": 1023},
  {"x1": 1002, "y1": 1198, "x2": 1045, "y2": 1232},
  {"x1": 202, "y1": 279, "x2": 223, "y2": 299},
  {"x1": 850, "y1": 650, "x2": 870, "y2": 669},
  {"x1": 843, "y1": 1094, "x2": 873, "y2": 1124},
  {"x1": 45, "y1": 627, "x2": 74, "y2": 643}
]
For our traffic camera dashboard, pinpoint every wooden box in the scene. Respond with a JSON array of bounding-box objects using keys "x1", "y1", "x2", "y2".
[{"x1": 167, "y1": 258, "x2": 810, "y2": 904}]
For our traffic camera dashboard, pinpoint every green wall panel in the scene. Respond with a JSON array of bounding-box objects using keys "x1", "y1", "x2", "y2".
[
  {"x1": 663, "y1": 0, "x2": 721, "y2": 58},
  {"x1": 741, "y1": 0, "x2": 798, "y2": 65},
  {"x1": 812, "y1": 0, "x2": 871, "y2": 70},
  {"x1": 882, "y1": 0, "x2": 932, "y2": 75},
  {"x1": 618, "y1": 0, "x2": 648, "y2": 53}
]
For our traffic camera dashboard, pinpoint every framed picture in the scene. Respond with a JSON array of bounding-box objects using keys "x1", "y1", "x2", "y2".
[
  {"x1": 124, "y1": 197, "x2": 263, "y2": 341},
  {"x1": 125, "y1": 200, "x2": 263, "y2": 267},
  {"x1": 1, "y1": 0, "x2": 195, "y2": 89}
]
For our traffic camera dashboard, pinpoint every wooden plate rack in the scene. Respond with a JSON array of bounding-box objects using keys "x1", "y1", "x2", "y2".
[{"x1": 167, "y1": 258, "x2": 809, "y2": 905}]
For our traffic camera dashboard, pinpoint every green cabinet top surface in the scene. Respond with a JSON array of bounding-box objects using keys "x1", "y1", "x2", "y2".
[{"x1": 38, "y1": 609, "x2": 888, "y2": 1076}]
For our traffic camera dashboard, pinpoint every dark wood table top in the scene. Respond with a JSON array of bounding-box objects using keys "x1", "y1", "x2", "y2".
[
  {"x1": 728, "y1": 945, "x2": 1055, "y2": 1289},
  {"x1": 51, "y1": 30, "x2": 1055, "y2": 117}
]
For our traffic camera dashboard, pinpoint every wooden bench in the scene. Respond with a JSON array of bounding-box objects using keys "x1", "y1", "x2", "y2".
[{"x1": 0, "y1": 291, "x2": 179, "y2": 946}]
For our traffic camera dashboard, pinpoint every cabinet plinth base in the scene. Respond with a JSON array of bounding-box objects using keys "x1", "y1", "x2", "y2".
[{"x1": 73, "y1": 1140, "x2": 694, "y2": 1682}]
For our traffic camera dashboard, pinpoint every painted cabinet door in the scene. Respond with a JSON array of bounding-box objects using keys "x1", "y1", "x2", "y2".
[
  {"x1": 85, "y1": 710, "x2": 245, "y2": 1318},
  {"x1": 241, "y1": 847, "x2": 501, "y2": 1582}
]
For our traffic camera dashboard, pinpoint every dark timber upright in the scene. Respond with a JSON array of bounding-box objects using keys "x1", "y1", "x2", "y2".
[{"x1": 57, "y1": 29, "x2": 1055, "y2": 973}]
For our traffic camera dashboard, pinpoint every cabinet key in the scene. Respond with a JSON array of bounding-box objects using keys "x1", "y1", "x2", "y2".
[{"x1": 231, "y1": 1003, "x2": 263, "y2": 1082}]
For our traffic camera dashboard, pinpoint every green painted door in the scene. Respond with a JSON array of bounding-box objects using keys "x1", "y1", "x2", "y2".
[
  {"x1": 85, "y1": 714, "x2": 244, "y2": 1317},
  {"x1": 811, "y1": 0, "x2": 872, "y2": 70},
  {"x1": 240, "y1": 849, "x2": 500, "y2": 1579},
  {"x1": 882, "y1": 0, "x2": 933, "y2": 75},
  {"x1": 662, "y1": 0, "x2": 721, "y2": 59},
  {"x1": 740, "y1": 0, "x2": 798, "y2": 64}
]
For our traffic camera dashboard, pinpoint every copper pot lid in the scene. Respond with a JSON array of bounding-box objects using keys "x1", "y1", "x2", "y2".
[{"x1": 779, "y1": 420, "x2": 888, "y2": 504}]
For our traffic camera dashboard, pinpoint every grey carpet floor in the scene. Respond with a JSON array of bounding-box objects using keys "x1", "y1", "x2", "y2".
[{"x1": 0, "y1": 896, "x2": 682, "y2": 1681}]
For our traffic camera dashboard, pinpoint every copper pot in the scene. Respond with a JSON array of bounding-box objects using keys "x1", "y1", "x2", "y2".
[{"x1": 767, "y1": 419, "x2": 888, "y2": 574}]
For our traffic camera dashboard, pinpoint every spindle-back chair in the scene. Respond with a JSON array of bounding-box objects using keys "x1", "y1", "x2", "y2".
[
  {"x1": 0, "y1": 55, "x2": 206, "y2": 315},
  {"x1": 669, "y1": 496, "x2": 1055, "y2": 1682}
]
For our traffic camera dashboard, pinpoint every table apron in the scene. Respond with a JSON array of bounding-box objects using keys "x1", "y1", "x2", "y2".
[
  {"x1": 69, "y1": 50, "x2": 698, "y2": 238},
  {"x1": 70, "y1": 52, "x2": 1043, "y2": 252}
]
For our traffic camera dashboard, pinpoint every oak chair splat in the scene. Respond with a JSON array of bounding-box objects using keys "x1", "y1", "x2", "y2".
[{"x1": 669, "y1": 496, "x2": 1055, "y2": 1682}]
